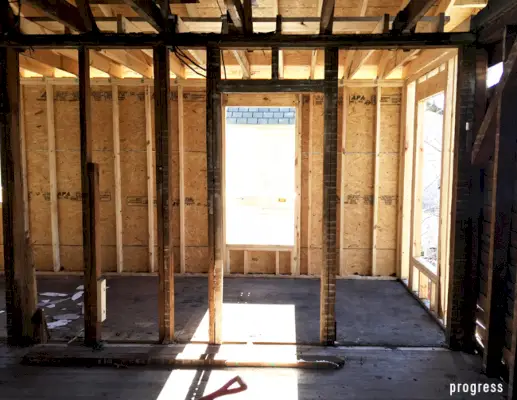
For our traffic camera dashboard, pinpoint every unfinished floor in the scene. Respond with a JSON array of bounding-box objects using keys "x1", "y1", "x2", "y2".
[
  {"x1": 0, "y1": 344, "x2": 504, "y2": 400},
  {"x1": 0, "y1": 277, "x2": 444, "y2": 346}
]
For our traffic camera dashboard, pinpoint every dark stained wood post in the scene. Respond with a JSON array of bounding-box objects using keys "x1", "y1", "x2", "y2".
[
  {"x1": 272, "y1": 15, "x2": 281, "y2": 80},
  {"x1": 446, "y1": 45, "x2": 478, "y2": 353},
  {"x1": 320, "y1": 47, "x2": 338, "y2": 345},
  {"x1": 153, "y1": 44, "x2": 174, "y2": 343},
  {"x1": 79, "y1": 47, "x2": 102, "y2": 346},
  {"x1": 0, "y1": 38, "x2": 37, "y2": 346},
  {"x1": 206, "y1": 46, "x2": 223, "y2": 344}
]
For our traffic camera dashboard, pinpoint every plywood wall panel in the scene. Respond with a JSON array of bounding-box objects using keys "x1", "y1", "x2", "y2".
[
  {"x1": 229, "y1": 250, "x2": 245, "y2": 274},
  {"x1": 248, "y1": 251, "x2": 275, "y2": 274}
]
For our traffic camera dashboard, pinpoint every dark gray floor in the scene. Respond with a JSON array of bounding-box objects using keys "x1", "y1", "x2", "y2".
[
  {"x1": 0, "y1": 345, "x2": 506, "y2": 399},
  {"x1": 0, "y1": 276, "x2": 444, "y2": 346}
]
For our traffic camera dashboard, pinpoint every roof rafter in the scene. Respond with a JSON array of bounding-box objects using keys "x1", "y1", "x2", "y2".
[
  {"x1": 225, "y1": 0, "x2": 253, "y2": 34},
  {"x1": 24, "y1": 0, "x2": 95, "y2": 32},
  {"x1": 122, "y1": 0, "x2": 166, "y2": 31},
  {"x1": 319, "y1": 0, "x2": 335, "y2": 34},
  {"x1": 392, "y1": 0, "x2": 435, "y2": 34}
]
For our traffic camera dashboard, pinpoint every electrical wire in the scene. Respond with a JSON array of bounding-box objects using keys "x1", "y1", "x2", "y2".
[{"x1": 173, "y1": 48, "x2": 206, "y2": 78}]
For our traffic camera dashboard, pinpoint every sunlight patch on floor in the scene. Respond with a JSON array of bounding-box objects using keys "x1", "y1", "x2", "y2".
[
  {"x1": 190, "y1": 303, "x2": 297, "y2": 343},
  {"x1": 156, "y1": 368, "x2": 299, "y2": 400}
]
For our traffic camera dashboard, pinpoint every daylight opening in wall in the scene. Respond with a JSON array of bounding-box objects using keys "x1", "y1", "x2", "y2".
[
  {"x1": 487, "y1": 62, "x2": 503, "y2": 88},
  {"x1": 417, "y1": 92, "x2": 445, "y2": 271},
  {"x1": 225, "y1": 106, "x2": 296, "y2": 246}
]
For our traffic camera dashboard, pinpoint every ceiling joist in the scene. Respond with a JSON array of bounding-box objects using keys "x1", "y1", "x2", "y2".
[{"x1": 225, "y1": 0, "x2": 253, "y2": 34}]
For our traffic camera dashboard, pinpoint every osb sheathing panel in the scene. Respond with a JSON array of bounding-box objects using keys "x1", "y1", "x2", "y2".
[
  {"x1": 340, "y1": 86, "x2": 401, "y2": 276},
  {"x1": 229, "y1": 250, "x2": 244, "y2": 274},
  {"x1": 183, "y1": 89, "x2": 208, "y2": 272},
  {"x1": 249, "y1": 251, "x2": 275, "y2": 274},
  {"x1": 308, "y1": 95, "x2": 324, "y2": 275},
  {"x1": 279, "y1": 251, "x2": 291, "y2": 275}
]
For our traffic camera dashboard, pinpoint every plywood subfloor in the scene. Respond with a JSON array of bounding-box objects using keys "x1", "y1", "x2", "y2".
[
  {"x1": 0, "y1": 344, "x2": 504, "y2": 400},
  {"x1": 0, "y1": 277, "x2": 444, "y2": 346}
]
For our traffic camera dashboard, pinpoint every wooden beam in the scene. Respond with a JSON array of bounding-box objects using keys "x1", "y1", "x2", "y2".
[
  {"x1": 45, "y1": 83, "x2": 61, "y2": 273},
  {"x1": 292, "y1": 94, "x2": 302, "y2": 276},
  {"x1": 225, "y1": 0, "x2": 252, "y2": 34},
  {"x1": 392, "y1": 0, "x2": 435, "y2": 34},
  {"x1": 178, "y1": 85, "x2": 185, "y2": 274},
  {"x1": 145, "y1": 85, "x2": 155, "y2": 273},
  {"x1": 320, "y1": 47, "x2": 338, "y2": 345},
  {"x1": 112, "y1": 84, "x2": 123, "y2": 273},
  {"x1": 206, "y1": 46, "x2": 223, "y2": 344},
  {"x1": 231, "y1": 50, "x2": 251, "y2": 79},
  {"x1": 154, "y1": 44, "x2": 174, "y2": 343},
  {"x1": 75, "y1": 0, "x2": 98, "y2": 31},
  {"x1": 272, "y1": 14, "x2": 281, "y2": 80},
  {"x1": 0, "y1": 44, "x2": 37, "y2": 345},
  {"x1": 20, "y1": 56, "x2": 54, "y2": 76},
  {"x1": 24, "y1": 0, "x2": 93, "y2": 32},
  {"x1": 339, "y1": 86, "x2": 347, "y2": 276},
  {"x1": 122, "y1": 0, "x2": 166, "y2": 32},
  {"x1": 383, "y1": 49, "x2": 420, "y2": 79},
  {"x1": 24, "y1": 50, "x2": 78, "y2": 76},
  {"x1": 472, "y1": 37, "x2": 517, "y2": 165},
  {"x1": 307, "y1": 94, "x2": 314, "y2": 274},
  {"x1": 320, "y1": 0, "x2": 335, "y2": 34},
  {"x1": 372, "y1": 85, "x2": 381, "y2": 276},
  {"x1": 79, "y1": 48, "x2": 101, "y2": 347},
  {"x1": 349, "y1": 14, "x2": 389, "y2": 79},
  {"x1": 445, "y1": 45, "x2": 478, "y2": 352},
  {"x1": 99, "y1": 49, "x2": 153, "y2": 78}
]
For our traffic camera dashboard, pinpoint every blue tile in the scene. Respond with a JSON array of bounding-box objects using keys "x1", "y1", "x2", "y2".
[
  {"x1": 278, "y1": 118, "x2": 289, "y2": 124},
  {"x1": 268, "y1": 118, "x2": 279, "y2": 124},
  {"x1": 242, "y1": 112, "x2": 253, "y2": 118},
  {"x1": 236, "y1": 118, "x2": 247, "y2": 124},
  {"x1": 253, "y1": 112, "x2": 264, "y2": 118},
  {"x1": 258, "y1": 118, "x2": 268, "y2": 124},
  {"x1": 273, "y1": 112, "x2": 284, "y2": 118},
  {"x1": 289, "y1": 118, "x2": 295, "y2": 124},
  {"x1": 263, "y1": 112, "x2": 274, "y2": 118},
  {"x1": 247, "y1": 118, "x2": 258, "y2": 124},
  {"x1": 227, "y1": 107, "x2": 240, "y2": 112},
  {"x1": 284, "y1": 111, "x2": 295, "y2": 118},
  {"x1": 226, "y1": 112, "x2": 233, "y2": 118},
  {"x1": 248, "y1": 107, "x2": 259, "y2": 112},
  {"x1": 239, "y1": 107, "x2": 249, "y2": 112},
  {"x1": 227, "y1": 118, "x2": 237, "y2": 124},
  {"x1": 269, "y1": 107, "x2": 280, "y2": 112},
  {"x1": 233, "y1": 112, "x2": 242, "y2": 118}
]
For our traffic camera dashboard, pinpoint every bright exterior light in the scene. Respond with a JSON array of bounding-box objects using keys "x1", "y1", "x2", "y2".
[{"x1": 487, "y1": 62, "x2": 503, "y2": 88}]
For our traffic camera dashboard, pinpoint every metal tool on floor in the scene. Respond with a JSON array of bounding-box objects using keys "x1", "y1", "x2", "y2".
[{"x1": 199, "y1": 376, "x2": 247, "y2": 399}]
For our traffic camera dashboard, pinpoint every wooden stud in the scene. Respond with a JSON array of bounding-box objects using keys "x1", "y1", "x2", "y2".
[
  {"x1": 437, "y1": 57, "x2": 457, "y2": 318},
  {"x1": 320, "y1": 47, "x2": 338, "y2": 345},
  {"x1": 19, "y1": 85, "x2": 30, "y2": 235},
  {"x1": 276, "y1": 251, "x2": 280, "y2": 275},
  {"x1": 307, "y1": 94, "x2": 314, "y2": 275},
  {"x1": 445, "y1": 45, "x2": 478, "y2": 353},
  {"x1": 291, "y1": 94, "x2": 302, "y2": 276},
  {"x1": 178, "y1": 85, "x2": 186, "y2": 274},
  {"x1": 372, "y1": 85, "x2": 381, "y2": 276},
  {"x1": 45, "y1": 82, "x2": 61, "y2": 273},
  {"x1": 244, "y1": 250, "x2": 249, "y2": 274},
  {"x1": 395, "y1": 82, "x2": 407, "y2": 279},
  {"x1": 206, "y1": 46, "x2": 223, "y2": 344},
  {"x1": 153, "y1": 44, "x2": 174, "y2": 343},
  {"x1": 79, "y1": 47, "x2": 101, "y2": 346},
  {"x1": 408, "y1": 93, "x2": 423, "y2": 293},
  {"x1": 0, "y1": 45, "x2": 37, "y2": 345},
  {"x1": 339, "y1": 85, "x2": 347, "y2": 276},
  {"x1": 112, "y1": 84, "x2": 124, "y2": 273}
]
